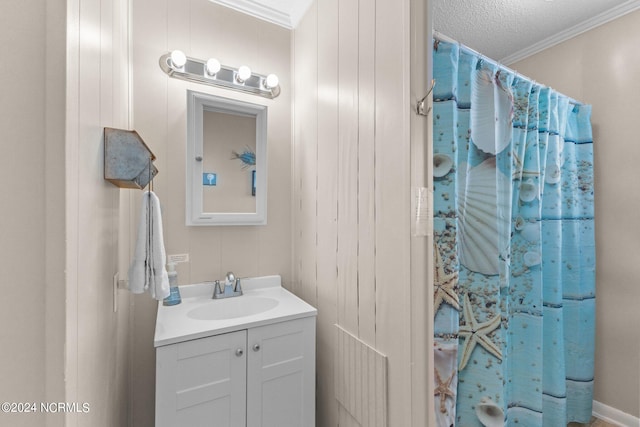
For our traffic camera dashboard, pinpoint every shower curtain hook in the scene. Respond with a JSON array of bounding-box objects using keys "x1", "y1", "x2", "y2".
[{"x1": 417, "y1": 79, "x2": 436, "y2": 116}]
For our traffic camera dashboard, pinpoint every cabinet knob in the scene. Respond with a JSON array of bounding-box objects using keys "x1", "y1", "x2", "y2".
[
  {"x1": 253, "y1": 344, "x2": 261, "y2": 352},
  {"x1": 195, "y1": 156, "x2": 203, "y2": 162},
  {"x1": 235, "y1": 348, "x2": 244, "y2": 357}
]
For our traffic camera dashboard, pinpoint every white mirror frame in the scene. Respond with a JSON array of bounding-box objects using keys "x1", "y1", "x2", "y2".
[{"x1": 186, "y1": 90, "x2": 267, "y2": 226}]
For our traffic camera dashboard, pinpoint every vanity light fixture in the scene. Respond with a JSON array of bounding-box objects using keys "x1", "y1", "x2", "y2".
[
  {"x1": 159, "y1": 52, "x2": 280, "y2": 99},
  {"x1": 205, "y1": 58, "x2": 221, "y2": 76},
  {"x1": 264, "y1": 73, "x2": 279, "y2": 90},
  {"x1": 170, "y1": 50, "x2": 187, "y2": 69},
  {"x1": 236, "y1": 65, "x2": 252, "y2": 83}
]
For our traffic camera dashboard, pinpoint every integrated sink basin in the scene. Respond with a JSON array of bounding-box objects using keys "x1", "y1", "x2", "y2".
[
  {"x1": 187, "y1": 296, "x2": 279, "y2": 320},
  {"x1": 154, "y1": 275, "x2": 317, "y2": 347}
]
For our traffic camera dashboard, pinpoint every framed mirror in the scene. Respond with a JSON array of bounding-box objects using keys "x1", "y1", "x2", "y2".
[{"x1": 186, "y1": 90, "x2": 267, "y2": 225}]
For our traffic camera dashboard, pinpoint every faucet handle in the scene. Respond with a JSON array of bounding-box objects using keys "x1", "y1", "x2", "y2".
[
  {"x1": 234, "y1": 278, "x2": 243, "y2": 295},
  {"x1": 213, "y1": 280, "x2": 222, "y2": 298}
]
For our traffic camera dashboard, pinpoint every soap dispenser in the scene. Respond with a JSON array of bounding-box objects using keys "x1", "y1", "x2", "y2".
[{"x1": 163, "y1": 262, "x2": 182, "y2": 306}]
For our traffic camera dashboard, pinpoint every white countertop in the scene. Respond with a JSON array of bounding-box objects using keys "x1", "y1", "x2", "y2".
[{"x1": 154, "y1": 275, "x2": 317, "y2": 347}]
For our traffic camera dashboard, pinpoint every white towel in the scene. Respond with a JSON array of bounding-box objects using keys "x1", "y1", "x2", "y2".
[{"x1": 128, "y1": 191, "x2": 170, "y2": 300}]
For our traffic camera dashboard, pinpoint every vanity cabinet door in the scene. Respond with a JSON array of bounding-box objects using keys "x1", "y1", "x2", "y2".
[
  {"x1": 156, "y1": 330, "x2": 247, "y2": 427},
  {"x1": 246, "y1": 317, "x2": 316, "y2": 427}
]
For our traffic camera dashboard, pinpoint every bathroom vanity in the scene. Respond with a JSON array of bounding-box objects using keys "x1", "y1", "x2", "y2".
[{"x1": 154, "y1": 276, "x2": 316, "y2": 427}]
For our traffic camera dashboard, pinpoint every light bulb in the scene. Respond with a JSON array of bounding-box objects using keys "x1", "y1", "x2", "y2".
[
  {"x1": 264, "y1": 73, "x2": 279, "y2": 89},
  {"x1": 236, "y1": 65, "x2": 252, "y2": 83},
  {"x1": 170, "y1": 50, "x2": 187, "y2": 68},
  {"x1": 205, "y1": 58, "x2": 221, "y2": 76}
]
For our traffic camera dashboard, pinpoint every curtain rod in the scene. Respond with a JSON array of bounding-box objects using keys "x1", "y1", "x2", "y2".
[{"x1": 433, "y1": 31, "x2": 584, "y2": 106}]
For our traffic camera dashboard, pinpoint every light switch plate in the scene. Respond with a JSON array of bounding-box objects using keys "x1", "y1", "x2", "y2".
[{"x1": 168, "y1": 253, "x2": 190, "y2": 264}]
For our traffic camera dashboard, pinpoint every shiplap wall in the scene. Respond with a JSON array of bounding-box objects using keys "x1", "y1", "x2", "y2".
[
  {"x1": 292, "y1": 0, "x2": 432, "y2": 425},
  {"x1": 65, "y1": 0, "x2": 133, "y2": 425}
]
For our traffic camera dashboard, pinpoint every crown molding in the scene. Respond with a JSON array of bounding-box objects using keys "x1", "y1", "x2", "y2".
[
  {"x1": 208, "y1": 0, "x2": 312, "y2": 29},
  {"x1": 502, "y1": 0, "x2": 640, "y2": 65},
  {"x1": 209, "y1": 0, "x2": 292, "y2": 28}
]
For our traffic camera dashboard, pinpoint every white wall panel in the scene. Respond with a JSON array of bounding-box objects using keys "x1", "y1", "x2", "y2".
[
  {"x1": 292, "y1": 0, "x2": 424, "y2": 425},
  {"x1": 336, "y1": 0, "x2": 360, "y2": 336},
  {"x1": 314, "y1": 0, "x2": 340, "y2": 425},
  {"x1": 65, "y1": 0, "x2": 133, "y2": 425}
]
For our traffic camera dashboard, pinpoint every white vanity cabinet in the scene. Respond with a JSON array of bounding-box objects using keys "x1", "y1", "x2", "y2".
[{"x1": 156, "y1": 316, "x2": 316, "y2": 427}]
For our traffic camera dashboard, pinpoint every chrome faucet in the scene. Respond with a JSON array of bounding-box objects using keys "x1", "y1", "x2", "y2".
[{"x1": 212, "y1": 271, "x2": 243, "y2": 299}]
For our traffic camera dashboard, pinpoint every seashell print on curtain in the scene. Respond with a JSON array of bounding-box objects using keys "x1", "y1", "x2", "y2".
[{"x1": 432, "y1": 38, "x2": 595, "y2": 427}]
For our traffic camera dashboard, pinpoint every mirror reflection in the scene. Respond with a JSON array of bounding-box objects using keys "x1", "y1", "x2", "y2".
[
  {"x1": 186, "y1": 90, "x2": 267, "y2": 226},
  {"x1": 202, "y1": 110, "x2": 257, "y2": 213}
]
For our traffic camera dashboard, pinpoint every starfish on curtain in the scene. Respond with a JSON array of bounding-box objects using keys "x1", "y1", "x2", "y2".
[
  {"x1": 434, "y1": 367, "x2": 456, "y2": 414},
  {"x1": 512, "y1": 150, "x2": 540, "y2": 180},
  {"x1": 434, "y1": 240, "x2": 460, "y2": 314},
  {"x1": 458, "y1": 293, "x2": 502, "y2": 371}
]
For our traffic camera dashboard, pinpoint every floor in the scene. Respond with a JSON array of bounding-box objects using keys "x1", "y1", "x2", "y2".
[{"x1": 568, "y1": 416, "x2": 618, "y2": 427}]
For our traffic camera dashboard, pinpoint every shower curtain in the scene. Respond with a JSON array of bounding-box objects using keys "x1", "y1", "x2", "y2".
[{"x1": 432, "y1": 38, "x2": 595, "y2": 427}]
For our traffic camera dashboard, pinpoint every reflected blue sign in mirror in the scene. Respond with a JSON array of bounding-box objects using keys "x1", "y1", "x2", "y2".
[{"x1": 203, "y1": 172, "x2": 217, "y2": 186}]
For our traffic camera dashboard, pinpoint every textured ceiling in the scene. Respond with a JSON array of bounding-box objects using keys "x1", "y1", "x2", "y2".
[
  {"x1": 216, "y1": 0, "x2": 640, "y2": 63},
  {"x1": 434, "y1": 0, "x2": 640, "y2": 64}
]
